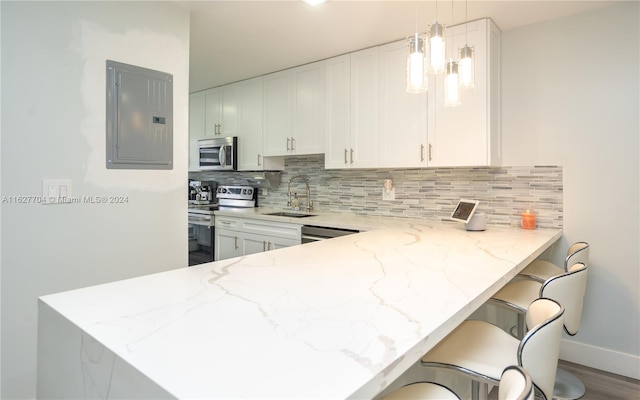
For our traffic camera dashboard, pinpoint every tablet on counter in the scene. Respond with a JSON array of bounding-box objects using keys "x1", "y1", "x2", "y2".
[{"x1": 450, "y1": 199, "x2": 479, "y2": 223}]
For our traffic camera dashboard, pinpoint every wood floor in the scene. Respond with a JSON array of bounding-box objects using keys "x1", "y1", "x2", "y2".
[
  {"x1": 488, "y1": 360, "x2": 639, "y2": 400},
  {"x1": 557, "y1": 360, "x2": 640, "y2": 400}
]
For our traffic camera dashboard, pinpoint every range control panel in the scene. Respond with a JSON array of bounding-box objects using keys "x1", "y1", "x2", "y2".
[
  {"x1": 216, "y1": 185, "x2": 254, "y2": 199},
  {"x1": 216, "y1": 185, "x2": 256, "y2": 208}
]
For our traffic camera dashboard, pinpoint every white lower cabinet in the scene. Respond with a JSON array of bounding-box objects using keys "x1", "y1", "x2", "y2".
[{"x1": 215, "y1": 216, "x2": 302, "y2": 261}]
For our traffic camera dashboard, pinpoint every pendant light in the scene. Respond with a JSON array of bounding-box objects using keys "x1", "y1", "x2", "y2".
[
  {"x1": 444, "y1": 60, "x2": 461, "y2": 106},
  {"x1": 406, "y1": 2, "x2": 427, "y2": 93},
  {"x1": 428, "y1": 0, "x2": 446, "y2": 74},
  {"x1": 406, "y1": 33, "x2": 427, "y2": 93},
  {"x1": 459, "y1": 0, "x2": 475, "y2": 88},
  {"x1": 444, "y1": 0, "x2": 460, "y2": 106}
]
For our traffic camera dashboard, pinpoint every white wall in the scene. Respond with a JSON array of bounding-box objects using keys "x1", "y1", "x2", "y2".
[
  {"x1": 0, "y1": 2, "x2": 190, "y2": 398},
  {"x1": 502, "y1": 2, "x2": 639, "y2": 378}
]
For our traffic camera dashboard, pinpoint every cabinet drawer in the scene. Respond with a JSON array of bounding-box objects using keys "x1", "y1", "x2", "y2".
[
  {"x1": 242, "y1": 218, "x2": 302, "y2": 240},
  {"x1": 215, "y1": 216, "x2": 242, "y2": 230}
]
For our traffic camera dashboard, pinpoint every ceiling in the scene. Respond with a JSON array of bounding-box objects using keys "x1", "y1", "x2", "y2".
[{"x1": 182, "y1": 0, "x2": 621, "y2": 93}]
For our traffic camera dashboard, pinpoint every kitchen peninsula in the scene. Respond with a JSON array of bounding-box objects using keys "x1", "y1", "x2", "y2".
[{"x1": 37, "y1": 218, "x2": 561, "y2": 399}]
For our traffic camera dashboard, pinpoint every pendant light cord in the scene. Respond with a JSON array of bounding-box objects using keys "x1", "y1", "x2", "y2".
[{"x1": 465, "y1": 0, "x2": 469, "y2": 43}]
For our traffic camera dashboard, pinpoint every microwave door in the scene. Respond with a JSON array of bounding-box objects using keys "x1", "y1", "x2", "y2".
[{"x1": 200, "y1": 147, "x2": 221, "y2": 168}]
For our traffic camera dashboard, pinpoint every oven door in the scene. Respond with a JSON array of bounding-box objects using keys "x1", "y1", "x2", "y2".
[
  {"x1": 188, "y1": 222, "x2": 214, "y2": 266},
  {"x1": 198, "y1": 137, "x2": 237, "y2": 170}
]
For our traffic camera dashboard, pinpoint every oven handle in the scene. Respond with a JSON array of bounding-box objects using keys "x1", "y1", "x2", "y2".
[{"x1": 301, "y1": 235, "x2": 327, "y2": 242}]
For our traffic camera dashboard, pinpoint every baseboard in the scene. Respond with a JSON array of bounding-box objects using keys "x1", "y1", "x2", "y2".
[{"x1": 560, "y1": 338, "x2": 640, "y2": 380}]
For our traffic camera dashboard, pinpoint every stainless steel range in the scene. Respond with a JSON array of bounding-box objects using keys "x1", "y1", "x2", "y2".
[{"x1": 188, "y1": 184, "x2": 256, "y2": 266}]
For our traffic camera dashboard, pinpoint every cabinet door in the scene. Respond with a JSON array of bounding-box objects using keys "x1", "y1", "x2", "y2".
[
  {"x1": 215, "y1": 229, "x2": 240, "y2": 261},
  {"x1": 238, "y1": 77, "x2": 264, "y2": 170},
  {"x1": 241, "y1": 233, "x2": 267, "y2": 256},
  {"x1": 189, "y1": 92, "x2": 205, "y2": 171},
  {"x1": 263, "y1": 70, "x2": 292, "y2": 156},
  {"x1": 204, "y1": 88, "x2": 221, "y2": 137},
  {"x1": 219, "y1": 83, "x2": 239, "y2": 136},
  {"x1": 268, "y1": 237, "x2": 301, "y2": 251},
  {"x1": 325, "y1": 54, "x2": 351, "y2": 169},
  {"x1": 350, "y1": 47, "x2": 379, "y2": 168},
  {"x1": 427, "y1": 19, "x2": 500, "y2": 167},
  {"x1": 291, "y1": 61, "x2": 325, "y2": 155},
  {"x1": 378, "y1": 40, "x2": 428, "y2": 168}
]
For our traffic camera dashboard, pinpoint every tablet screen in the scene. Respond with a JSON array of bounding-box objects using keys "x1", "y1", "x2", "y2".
[{"x1": 450, "y1": 200, "x2": 479, "y2": 223}]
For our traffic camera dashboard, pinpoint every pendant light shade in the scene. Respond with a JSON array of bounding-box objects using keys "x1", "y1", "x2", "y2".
[
  {"x1": 444, "y1": 60, "x2": 461, "y2": 106},
  {"x1": 459, "y1": 45, "x2": 475, "y2": 89},
  {"x1": 406, "y1": 34, "x2": 428, "y2": 93},
  {"x1": 428, "y1": 21, "x2": 446, "y2": 74}
]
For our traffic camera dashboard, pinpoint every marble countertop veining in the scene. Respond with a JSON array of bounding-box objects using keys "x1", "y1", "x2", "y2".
[{"x1": 39, "y1": 217, "x2": 561, "y2": 399}]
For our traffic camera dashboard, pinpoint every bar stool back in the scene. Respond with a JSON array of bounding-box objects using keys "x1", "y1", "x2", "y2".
[
  {"x1": 499, "y1": 365, "x2": 534, "y2": 400},
  {"x1": 519, "y1": 242, "x2": 589, "y2": 283}
]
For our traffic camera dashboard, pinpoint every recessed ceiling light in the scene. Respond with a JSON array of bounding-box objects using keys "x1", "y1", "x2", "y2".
[{"x1": 302, "y1": 0, "x2": 326, "y2": 6}]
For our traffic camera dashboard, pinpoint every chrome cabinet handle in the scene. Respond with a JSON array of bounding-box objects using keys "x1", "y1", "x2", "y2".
[
  {"x1": 428, "y1": 143, "x2": 433, "y2": 161},
  {"x1": 421, "y1": 144, "x2": 425, "y2": 162},
  {"x1": 286, "y1": 137, "x2": 291, "y2": 151},
  {"x1": 263, "y1": 241, "x2": 266, "y2": 251},
  {"x1": 258, "y1": 154, "x2": 262, "y2": 166},
  {"x1": 344, "y1": 149, "x2": 348, "y2": 164},
  {"x1": 350, "y1": 148, "x2": 354, "y2": 164},
  {"x1": 291, "y1": 137, "x2": 296, "y2": 151},
  {"x1": 234, "y1": 236, "x2": 238, "y2": 250}
]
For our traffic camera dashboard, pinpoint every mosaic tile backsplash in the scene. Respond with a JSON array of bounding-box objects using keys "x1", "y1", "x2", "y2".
[{"x1": 190, "y1": 155, "x2": 563, "y2": 229}]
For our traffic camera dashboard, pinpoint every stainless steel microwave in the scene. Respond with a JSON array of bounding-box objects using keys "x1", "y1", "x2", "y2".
[{"x1": 198, "y1": 137, "x2": 237, "y2": 170}]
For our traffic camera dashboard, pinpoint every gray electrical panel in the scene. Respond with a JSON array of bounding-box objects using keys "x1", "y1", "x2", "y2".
[{"x1": 106, "y1": 60, "x2": 173, "y2": 170}]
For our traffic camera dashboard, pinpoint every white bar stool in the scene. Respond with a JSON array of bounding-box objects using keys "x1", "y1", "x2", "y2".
[
  {"x1": 421, "y1": 298, "x2": 565, "y2": 400},
  {"x1": 490, "y1": 263, "x2": 589, "y2": 400},
  {"x1": 378, "y1": 365, "x2": 533, "y2": 400}
]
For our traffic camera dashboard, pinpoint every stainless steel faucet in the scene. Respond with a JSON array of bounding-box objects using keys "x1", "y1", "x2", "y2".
[{"x1": 287, "y1": 175, "x2": 313, "y2": 212}]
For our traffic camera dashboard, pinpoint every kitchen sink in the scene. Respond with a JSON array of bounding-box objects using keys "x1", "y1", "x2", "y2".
[{"x1": 266, "y1": 212, "x2": 316, "y2": 218}]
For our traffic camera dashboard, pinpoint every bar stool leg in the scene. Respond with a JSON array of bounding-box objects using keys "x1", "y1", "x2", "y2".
[{"x1": 552, "y1": 368, "x2": 586, "y2": 400}]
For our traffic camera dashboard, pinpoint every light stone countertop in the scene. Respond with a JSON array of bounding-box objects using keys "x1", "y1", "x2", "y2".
[
  {"x1": 39, "y1": 216, "x2": 561, "y2": 399},
  {"x1": 213, "y1": 207, "x2": 430, "y2": 231}
]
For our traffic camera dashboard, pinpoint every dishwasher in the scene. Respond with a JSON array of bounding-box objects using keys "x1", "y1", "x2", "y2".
[{"x1": 301, "y1": 225, "x2": 359, "y2": 243}]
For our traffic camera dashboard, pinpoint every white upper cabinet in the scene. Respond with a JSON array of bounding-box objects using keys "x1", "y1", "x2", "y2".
[
  {"x1": 204, "y1": 83, "x2": 239, "y2": 138},
  {"x1": 188, "y1": 92, "x2": 205, "y2": 171},
  {"x1": 325, "y1": 49, "x2": 379, "y2": 169},
  {"x1": 378, "y1": 40, "x2": 428, "y2": 168},
  {"x1": 236, "y1": 77, "x2": 284, "y2": 171},
  {"x1": 191, "y1": 18, "x2": 500, "y2": 170},
  {"x1": 264, "y1": 61, "x2": 325, "y2": 156},
  {"x1": 292, "y1": 61, "x2": 325, "y2": 155},
  {"x1": 350, "y1": 48, "x2": 380, "y2": 168},
  {"x1": 262, "y1": 70, "x2": 291, "y2": 156},
  {"x1": 427, "y1": 18, "x2": 502, "y2": 167}
]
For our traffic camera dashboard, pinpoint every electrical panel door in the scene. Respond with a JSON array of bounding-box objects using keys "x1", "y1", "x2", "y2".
[{"x1": 106, "y1": 60, "x2": 173, "y2": 169}]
